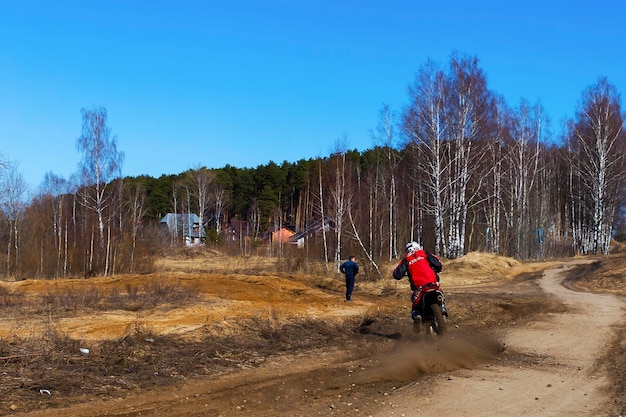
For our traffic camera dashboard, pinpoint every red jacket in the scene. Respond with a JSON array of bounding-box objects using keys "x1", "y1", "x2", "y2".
[{"x1": 393, "y1": 249, "x2": 441, "y2": 290}]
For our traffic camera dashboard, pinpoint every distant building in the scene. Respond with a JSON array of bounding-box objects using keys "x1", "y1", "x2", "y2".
[
  {"x1": 228, "y1": 219, "x2": 251, "y2": 242},
  {"x1": 271, "y1": 227, "x2": 295, "y2": 244},
  {"x1": 160, "y1": 213, "x2": 206, "y2": 246},
  {"x1": 289, "y1": 217, "x2": 332, "y2": 248}
]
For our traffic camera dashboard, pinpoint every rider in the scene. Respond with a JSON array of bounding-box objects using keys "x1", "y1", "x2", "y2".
[{"x1": 393, "y1": 241, "x2": 443, "y2": 333}]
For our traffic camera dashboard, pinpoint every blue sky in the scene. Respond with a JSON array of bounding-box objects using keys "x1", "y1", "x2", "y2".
[{"x1": 1, "y1": 1, "x2": 625, "y2": 189}]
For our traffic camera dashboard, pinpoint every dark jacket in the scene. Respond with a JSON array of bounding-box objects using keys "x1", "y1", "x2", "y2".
[{"x1": 340, "y1": 260, "x2": 359, "y2": 278}]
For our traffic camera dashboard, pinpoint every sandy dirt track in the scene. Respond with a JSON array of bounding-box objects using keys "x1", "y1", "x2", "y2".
[{"x1": 386, "y1": 261, "x2": 625, "y2": 416}]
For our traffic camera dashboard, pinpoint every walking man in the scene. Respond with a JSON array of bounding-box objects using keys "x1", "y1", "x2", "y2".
[{"x1": 340, "y1": 255, "x2": 359, "y2": 301}]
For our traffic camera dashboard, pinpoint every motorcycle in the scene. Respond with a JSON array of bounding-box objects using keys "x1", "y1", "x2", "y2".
[{"x1": 411, "y1": 282, "x2": 448, "y2": 335}]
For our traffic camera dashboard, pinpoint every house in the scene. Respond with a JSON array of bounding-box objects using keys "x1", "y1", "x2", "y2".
[
  {"x1": 289, "y1": 217, "x2": 332, "y2": 248},
  {"x1": 160, "y1": 213, "x2": 206, "y2": 246},
  {"x1": 271, "y1": 227, "x2": 295, "y2": 244},
  {"x1": 228, "y1": 219, "x2": 251, "y2": 242}
]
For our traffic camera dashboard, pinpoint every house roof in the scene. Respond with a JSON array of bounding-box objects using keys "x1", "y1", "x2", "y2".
[
  {"x1": 290, "y1": 216, "x2": 333, "y2": 241},
  {"x1": 160, "y1": 213, "x2": 205, "y2": 238}
]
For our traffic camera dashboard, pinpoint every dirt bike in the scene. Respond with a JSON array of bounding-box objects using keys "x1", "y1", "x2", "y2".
[{"x1": 411, "y1": 282, "x2": 448, "y2": 335}]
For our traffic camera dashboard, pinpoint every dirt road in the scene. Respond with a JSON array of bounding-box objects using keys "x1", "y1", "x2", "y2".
[{"x1": 385, "y1": 262, "x2": 625, "y2": 416}]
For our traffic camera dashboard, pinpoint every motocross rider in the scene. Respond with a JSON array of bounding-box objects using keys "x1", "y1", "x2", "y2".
[{"x1": 392, "y1": 241, "x2": 444, "y2": 333}]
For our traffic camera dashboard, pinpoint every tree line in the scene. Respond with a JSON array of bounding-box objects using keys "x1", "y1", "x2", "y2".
[{"x1": 1, "y1": 53, "x2": 625, "y2": 279}]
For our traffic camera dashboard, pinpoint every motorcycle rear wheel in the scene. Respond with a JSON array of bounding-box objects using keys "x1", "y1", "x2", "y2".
[{"x1": 430, "y1": 303, "x2": 447, "y2": 335}]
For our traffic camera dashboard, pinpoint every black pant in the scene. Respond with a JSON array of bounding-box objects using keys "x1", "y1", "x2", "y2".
[{"x1": 345, "y1": 276, "x2": 355, "y2": 300}]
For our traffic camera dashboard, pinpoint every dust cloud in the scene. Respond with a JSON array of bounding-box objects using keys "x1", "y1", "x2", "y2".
[{"x1": 360, "y1": 329, "x2": 503, "y2": 384}]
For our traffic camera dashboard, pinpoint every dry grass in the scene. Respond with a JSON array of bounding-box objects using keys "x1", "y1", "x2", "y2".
[
  {"x1": 0, "y1": 315, "x2": 353, "y2": 413},
  {"x1": 1, "y1": 249, "x2": 625, "y2": 415},
  {"x1": 154, "y1": 247, "x2": 332, "y2": 276},
  {"x1": 565, "y1": 255, "x2": 626, "y2": 296}
]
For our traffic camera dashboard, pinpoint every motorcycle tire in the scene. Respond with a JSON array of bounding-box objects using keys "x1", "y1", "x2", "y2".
[{"x1": 430, "y1": 303, "x2": 447, "y2": 335}]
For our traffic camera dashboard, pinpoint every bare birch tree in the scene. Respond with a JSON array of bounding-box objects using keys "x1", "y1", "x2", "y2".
[
  {"x1": 482, "y1": 97, "x2": 510, "y2": 254},
  {"x1": 127, "y1": 181, "x2": 146, "y2": 273},
  {"x1": 0, "y1": 162, "x2": 28, "y2": 277},
  {"x1": 170, "y1": 181, "x2": 181, "y2": 246},
  {"x1": 403, "y1": 54, "x2": 495, "y2": 258},
  {"x1": 567, "y1": 78, "x2": 626, "y2": 254},
  {"x1": 188, "y1": 167, "x2": 214, "y2": 244},
  {"x1": 443, "y1": 54, "x2": 492, "y2": 258},
  {"x1": 212, "y1": 183, "x2": 227, "y2": 237},
  {"x1": 248, "y1": 198, "x2": 261, "y2": 241},
  {"x1": 328, "y1": 137, "x2": 352, "y2": 270},
  {"x1": 371, "y1": 104, "x2": 401, "y2": 260},
  {"x1": 76, "y1": 107, "x2": 124, "y2": 271},
  {"x1": 403, "y1": 59, "x2": 447, "y2": 255},
  {"x1": 506, "y1": 99, "x2": 546, "y2": 258},
  {"x1": 41, "y1": 172, "x2": 75, "y2": 277},
  {"x1": 317, "y1": 160, "x2": 329, "y2": 268}
]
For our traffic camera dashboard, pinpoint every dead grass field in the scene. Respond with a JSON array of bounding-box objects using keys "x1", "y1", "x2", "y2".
[{"x1": 0, "y1": 248, "x2": 624, "y2": 416}]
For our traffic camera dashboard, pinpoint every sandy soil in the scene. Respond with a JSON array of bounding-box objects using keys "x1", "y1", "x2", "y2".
[
  {"x1": 386, "y1": 261, "x2": 625, "y2": 417},
  {"x1": 1, "y1": 254, "x2": 624, "y2": 416}
]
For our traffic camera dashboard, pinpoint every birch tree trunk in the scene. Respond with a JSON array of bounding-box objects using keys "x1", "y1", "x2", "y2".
[
  {"x1": 403, "y1": 59, "x2": 448, "y2": 256},
  {"x1": 329, "y1": 143, "x2": 349, "y2": 271},
  {"x1": 172, "y1": 188, "x2": 178, "y2": 247},
  {"x1": 568, "y1": 78, "x2": 626, "y2": 255},
  {"x1": 318, "y1": 161, "x2": 329, "y2": 268},
  {"x1": 190, "y1": 168, "x2": 214, "y2": 244},
  {"x1": 76, "y1": 107, "x2": 124, "y2": 272},
  {"x1": 482, "y1": 99, "x2": 509, "y2": 254},
  {"x1": 41, "y1": 172, "x2": 72, "y2": 277},
  {"x1": 0, "y1": 162, "x2": 27, "y2": 278},
  {"x1": 212, "y1": 184, "x2": 227, "y2": 237},
  {"x1": 444, "y1": 55, "x2": 487, "y2": 258},
  {"x1": 371, "y1": 104, "x2": 401, "y2": 260},
  {"x1": 507, "y1": 100, "x2": 544, "y2": 258},
  {"x1": 128, "y1": 182, "x2": 146, "y2": 273}
]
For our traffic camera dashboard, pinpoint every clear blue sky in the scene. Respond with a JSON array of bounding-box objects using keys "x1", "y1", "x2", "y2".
[{"x1": 1, "y1": 1, "x2": 625, "y2": 189}]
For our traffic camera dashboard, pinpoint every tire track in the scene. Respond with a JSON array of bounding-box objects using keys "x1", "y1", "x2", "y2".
[{"x1": 384, "y1": 261, "x2": 625, "y2": 417}]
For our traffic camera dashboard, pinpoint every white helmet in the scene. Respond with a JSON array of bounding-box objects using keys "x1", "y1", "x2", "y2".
[{"x1": 405, "y1": 241, "x2": 421, "y2": 253}]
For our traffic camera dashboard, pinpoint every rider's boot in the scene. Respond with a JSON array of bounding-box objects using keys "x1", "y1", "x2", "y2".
[{"x1": 412, "y1": 316, "x2": 422, "y2": 334}]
